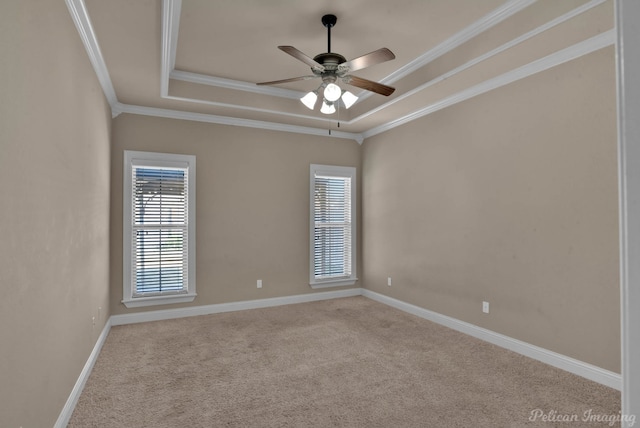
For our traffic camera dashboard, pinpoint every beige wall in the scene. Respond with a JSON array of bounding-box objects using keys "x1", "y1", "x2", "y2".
[
  {"x1": 0, "y1": 2, "x2": 621, "y2": 424},
  {"x1": 362, "y1": 47, "x2": 620, "y2": 372},
  {"x1": 110, "y1": 115, "x2": 361, "y2": 315},
  {"x1": 0, "y1": 1, "x2": 112, "y2": 427}
]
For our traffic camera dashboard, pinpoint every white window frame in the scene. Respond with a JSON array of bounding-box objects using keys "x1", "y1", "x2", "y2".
[
  {"x1": 123, "y1": 151, "x2": 196, "y2": 308},
  {"x1": 309, "y1": 164, "x2": 357, "y2": 288}
]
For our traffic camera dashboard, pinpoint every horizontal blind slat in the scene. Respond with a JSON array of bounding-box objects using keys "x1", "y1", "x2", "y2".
[
  {"x1": 313, "y1": 173, "x2": 352, "y2": 280},
  {"x1": 132, "y1": 165, "x2": 189, "y2": 294}
]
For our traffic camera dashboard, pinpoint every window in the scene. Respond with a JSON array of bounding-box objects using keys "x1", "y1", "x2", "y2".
[
  {"x1": 310, "y1": 164, "x2": 357, "y2": 288},
  {"x1": 123, "y1": 151, "x2": 196, "y2": 308}
]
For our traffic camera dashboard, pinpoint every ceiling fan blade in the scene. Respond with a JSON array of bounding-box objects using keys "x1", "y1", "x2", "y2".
[
  {"x1": 343, "y1": 75, "x2": 395, "y2": 96},
  {"x1": 256, "y1": 75, "x2": 318, "y2": 86},
  {"x1": 278, "y1": 46, "x2": 325, "y2": 72},
  {"x1": 339, "y1": 48, "x2": 395, "y2": 73}
]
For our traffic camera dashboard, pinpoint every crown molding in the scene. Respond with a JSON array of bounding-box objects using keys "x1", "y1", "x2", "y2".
[
  {"x1": 162, "y1": 93, "x2": 341, "y2": 126},
  {"x1": 355, "y1": 0, "x2": 538, "y2": 104},
  {"x1": 160, "y1": 1, "x2": 336, "y2": 125},
  {"x1": 161, "y1": 0, "x2": 182, "y2": 97},
  {"x1": 362, "y1": 29, "x2": 615, "y2": 140},
  {"x1": 73, "y1": 0, "x2": 612, "y2": 146},
  {"x1": 162, "y1": 0, "x2": 533, "y2": 114},
  {"x1": 130, "y1": 26, "x2": 613, "y2": 144},
  {"x1": 164, "y1": 0, "x2": 604, "y2": 129},
  {"x1": 352, "y1": 0, "x2": 609, "y2": 124},
  {"x1": 160, "y1": 0, "x2": 303, "y2": 101},
  {"x1": 384, "y1": 0, "x2": 538, "y2": 84},
  {"x1": 65, "y1": 0, "x2": 118, "y2": 116},
  {"x1": 170, "y1": 70, "x2": 306, "y2": 100},
  {"x1": 63, "y1": 0, "x2": 353, "y2": 138},
  {"x1": 114, "y1": 102, "x2": 364, "y2": 143}
]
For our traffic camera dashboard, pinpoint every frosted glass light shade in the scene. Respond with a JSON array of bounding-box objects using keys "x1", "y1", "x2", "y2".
[
  {"x1": 341, "y1": 91, "x2": 358, "y2": 109},
  {"x1": 324, "y1": 83, "x2": 342, "y2": 102},
  {"x1": 300, "y1": 91, "x2": 318, "y2": 109},
  {"x1": 320, "y1": 100, "x2": 336, "y2": 114}
]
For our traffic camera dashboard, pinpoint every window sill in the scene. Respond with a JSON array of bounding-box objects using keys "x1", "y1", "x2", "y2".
[
  {"x1": 309, "y1": 278, "x2": 358, "y2": 289},
  {"x1": 122, "y1": 293, "x2": 197, "y2": 308}
]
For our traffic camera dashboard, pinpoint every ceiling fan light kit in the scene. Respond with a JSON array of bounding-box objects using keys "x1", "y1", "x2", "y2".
[
  {"x1": 300, "y1": 90, "x2": 319, "y2": 109},
  {"x1": 257, "y1": 14, "x2": 396, "y2": 115},
  {"x1": 340, "y1": 90, "x2": 358, "y2": 109},
  {"x1": 320, "y1": 100, "x2": 336, "y2": 114},
  {"x1": 323, "y1": 83, "x2": 342, "y2": 102}
]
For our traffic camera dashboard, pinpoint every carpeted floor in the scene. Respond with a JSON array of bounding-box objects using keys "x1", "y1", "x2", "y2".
[{"x1": 69, "y1": 296, "x2": 620, "y2": 427}]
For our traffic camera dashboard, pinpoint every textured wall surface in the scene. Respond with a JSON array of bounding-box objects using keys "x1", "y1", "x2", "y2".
[
  {"x1": 362, "y1": 47, "x2": 620, "y2": 372},
  {"x1": 0, "y1": 1, "x2": 112, "y2": 427},
  {"x1": 110, "y1": 115, "x2": 361, "y2": 315}
]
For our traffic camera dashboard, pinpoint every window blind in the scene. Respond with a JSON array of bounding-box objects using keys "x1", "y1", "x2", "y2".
[
  {"x1": 132, "y1": 167, "x2": 188, "y2": 295},
  {"x1": 313, "y1": 174, "x2": 352, "y2": 280}
]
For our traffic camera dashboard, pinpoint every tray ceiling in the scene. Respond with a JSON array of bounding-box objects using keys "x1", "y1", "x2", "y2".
[{"x1": 72, "y1": 0, "x2": 614, "y2": 143}]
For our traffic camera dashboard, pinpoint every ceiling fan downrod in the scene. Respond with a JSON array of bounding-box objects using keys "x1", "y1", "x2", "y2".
[{"x1": 322, "y1": 14, "x2": 337, "y2": 53}]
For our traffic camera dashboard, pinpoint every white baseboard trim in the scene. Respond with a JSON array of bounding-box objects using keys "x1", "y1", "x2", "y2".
[
  {"x1": 110, "y1": 287, "x2": 361, "y2": 326},
  {"x1": 361, "y1": 289, "x2": 621, "y2": 390},
  {"x1": 54, "y1": 318, "x2": 112, "y2": 428}
]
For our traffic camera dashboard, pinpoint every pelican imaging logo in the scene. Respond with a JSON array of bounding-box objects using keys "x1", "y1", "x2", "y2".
[{"x1": 529, "y1": 409, "x2": 636, "y2": 426}]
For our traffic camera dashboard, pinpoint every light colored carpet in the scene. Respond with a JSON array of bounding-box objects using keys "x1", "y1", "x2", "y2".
[{"x1": 69, "y1": 296, "x2": 620, "y2": 427}]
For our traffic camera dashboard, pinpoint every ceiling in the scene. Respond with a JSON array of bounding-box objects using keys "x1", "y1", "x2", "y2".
[{"x1": 70, "y1": 0, "x2": 614, "y2": 143}]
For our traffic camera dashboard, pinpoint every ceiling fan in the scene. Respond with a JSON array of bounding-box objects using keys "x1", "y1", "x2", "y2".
[{"x1": 256, "y1": 14, "x2": 396, "y2": 114}]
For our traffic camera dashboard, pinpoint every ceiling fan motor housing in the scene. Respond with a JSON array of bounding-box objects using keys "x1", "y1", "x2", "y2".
[
  {"x1": 313, "y1": 52, "x2": 347, "y2": 84},
  {"x1": 321, "y1": 14, "x2": 337, "y2": 28}
]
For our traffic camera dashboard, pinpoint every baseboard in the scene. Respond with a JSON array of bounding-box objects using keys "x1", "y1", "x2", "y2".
[
  {"x1": 54, "y1": 318, "x2": 112, "y2": 428},
  {"x1": 361, "y1": 289, "x2": 621, "y2": 390},
  {"x1": 111, "y1": 287, "x2": 361, "y2": 326}
]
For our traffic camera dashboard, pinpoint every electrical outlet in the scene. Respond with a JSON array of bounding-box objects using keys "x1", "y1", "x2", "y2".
[
  {"x1": 387, "y1": 277, "x2": 392, "y2": 286},
  {"x1": 482, "y1": 301, "x2": 490, "y2": 314},
  {"x1": 257, "y1": 279, "x2": 262, "y2": 289}
]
